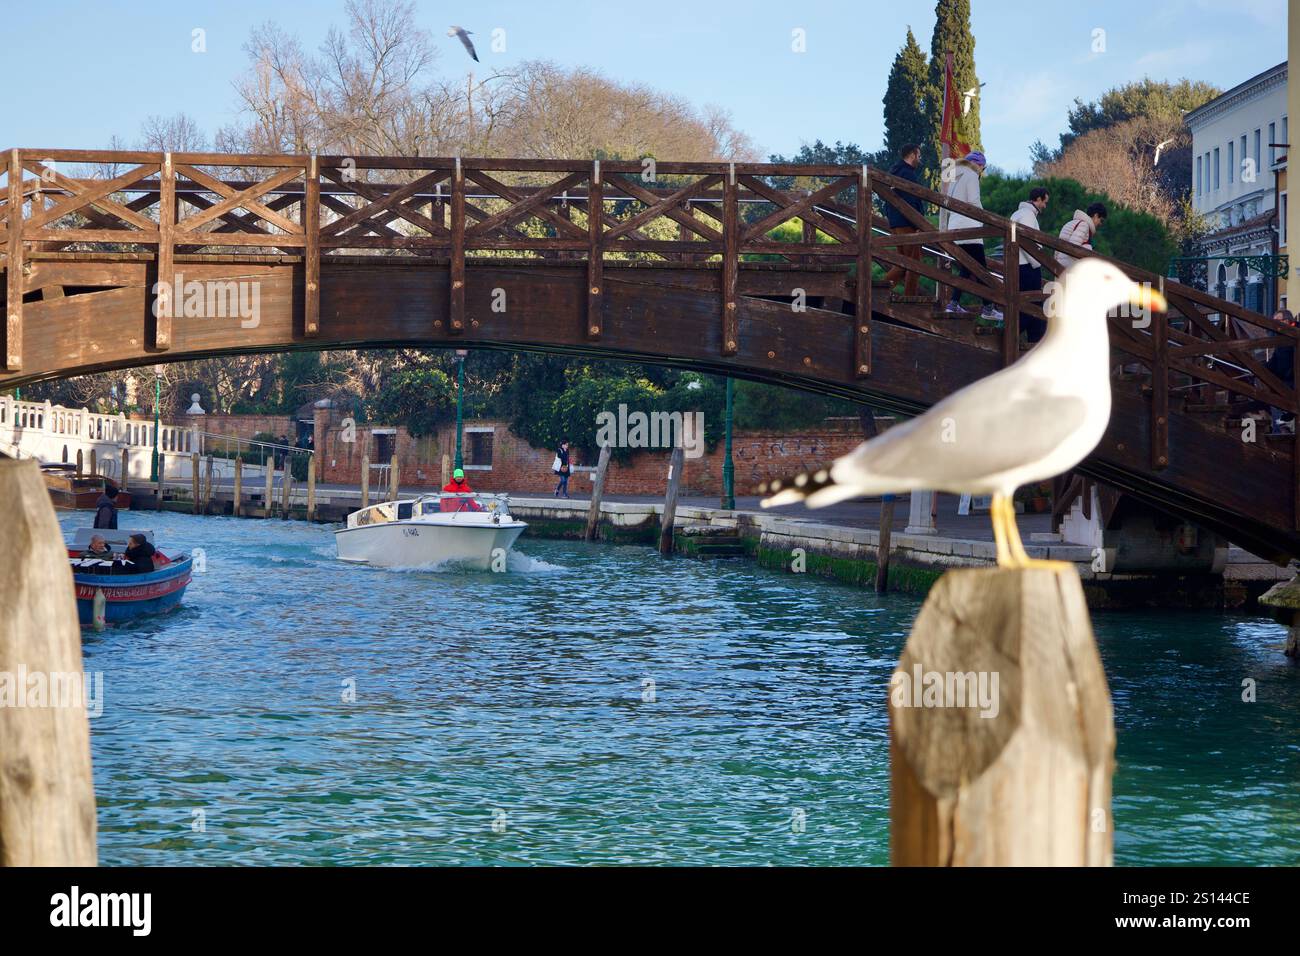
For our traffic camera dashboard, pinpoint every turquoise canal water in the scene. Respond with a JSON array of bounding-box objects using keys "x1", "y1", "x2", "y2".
[{"x1": 63, "y1": 511, "x2": 1300, "y2": 866}]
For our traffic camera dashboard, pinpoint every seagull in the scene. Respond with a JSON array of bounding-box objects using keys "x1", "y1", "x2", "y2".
[
  {"x1": 448, "y1": 25, "x2": 479, "y2": 62},
  {"x1": 1153, "y1": 138, "x2": 1175, "y2": 167},
  {"x1": 758, "y1": 259, "x2": 1167, "y2": 567},
  {"x1": 961, "y1": 82, "x2": 986, "y2": 116}
]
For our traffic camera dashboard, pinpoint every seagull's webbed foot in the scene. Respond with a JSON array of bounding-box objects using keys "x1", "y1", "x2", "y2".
[{"x1": 993, "y1": 494, "x2": 1073, "y2": 570}]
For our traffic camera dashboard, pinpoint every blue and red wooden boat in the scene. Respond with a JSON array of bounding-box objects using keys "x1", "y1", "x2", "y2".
[{"x1": 67, "y1": 529, "x2": 193, "y2": 628}]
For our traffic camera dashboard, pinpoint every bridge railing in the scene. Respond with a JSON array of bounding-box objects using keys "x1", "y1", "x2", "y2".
[{"x1": 864, "y1": 165, "x2": 1300, "y2": 523}]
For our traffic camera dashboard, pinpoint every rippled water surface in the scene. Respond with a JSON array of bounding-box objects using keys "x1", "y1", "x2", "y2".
[{"x1": 65, "y1": 511, "x2": 1300, "y2": 865}]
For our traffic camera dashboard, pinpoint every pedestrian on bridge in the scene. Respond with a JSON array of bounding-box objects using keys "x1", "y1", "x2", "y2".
[
  {"x1": 553, "y1": 440, "x2": 572, "y2": 498},
  {"x1": 1056, "y1": 203, "x2": 1107, "y2": 268},
  {"x1": 882, "y1": 144, "x2": 926, "y2": 297},
  {"x1": 940, "y1": 151, "x2": 1002, "y2": 322},
  {"x1": 1010, "y1": 187, "x2": 1050, "y2": 344}
]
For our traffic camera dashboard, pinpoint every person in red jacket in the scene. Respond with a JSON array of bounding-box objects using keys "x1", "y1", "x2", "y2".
[{"x1": 440, "y1": 468, "x2": 481, "y2": 511}]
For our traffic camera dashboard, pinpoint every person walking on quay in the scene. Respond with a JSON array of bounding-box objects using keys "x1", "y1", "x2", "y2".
[
  {"x1": 882, "y1": 143, "x2": 926, "y2": 297},
  {"x1": 553, "y1": 439, "x2": 572, "y2": 498},
  {"x1": 1056, "y1": 203, "x2": 1107, "y2": 268},
  {"x1": 1010, "y1": 187, "x2": 1050, "y2": 344},
  {"x1": 940, "y1": 151, "x2": 1001, "y2": 321},
  {"x1": 93, "y1": 482, "x2": 119, "y2": 530}
]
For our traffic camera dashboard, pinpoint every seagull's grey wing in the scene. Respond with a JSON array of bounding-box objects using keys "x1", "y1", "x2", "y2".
[
  {"x1": 832, "y1": 376, "x2": 1092, "y2": 486},
  {"x1": 458, "y1": 31, "x2": 479, "y2": 61}
]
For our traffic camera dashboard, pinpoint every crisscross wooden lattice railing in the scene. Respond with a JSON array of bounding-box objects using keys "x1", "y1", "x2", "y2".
[{"x1": 3, "y1": 147, "x2": 1297, "y2": 531}]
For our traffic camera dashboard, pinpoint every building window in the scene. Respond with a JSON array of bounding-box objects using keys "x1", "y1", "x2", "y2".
[
  {"x1": 1214, "y1": 147, "x2": 1220, "y2": 189},
  {"x1": 1228, "y1": 141, "x2": 1234, "y2": 184},
  {"x1": 1283, "y1": 192, "x2": 1289, "y2": 247},
  {"x1": 1256, "y1": 128, "x2": 1262, "y2": 170},
  {"x1": 372, "y1": 430, "x2": 395, "y2": 462},
  {"x1": 1196, "y1": 155, "x2": 1202, "y2": 196},
  {"x1": 1241, "y1": 135, "x2": 1248, "y2": 179},
  {"x1": 1270, "y1": 122, "x2": 1277, "y2": 165},
  {"x1": 466, "y1": 431, "x2": 494, "y2": 468},
  {"x1": 1284, "y1": 116, "x2": 1289, "y2": 163}
]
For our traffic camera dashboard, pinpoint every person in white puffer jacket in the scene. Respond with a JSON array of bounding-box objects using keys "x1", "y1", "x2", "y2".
[
  {"x1": 1056, "y1": 203, "x2": 1107, "y2": 268},
  {"x1": 1009, "y1": 187, "x2": 1050, "y2": 343},
  {"x1": 939, "y1": 151, "x2": 1001, "y2": 320}
]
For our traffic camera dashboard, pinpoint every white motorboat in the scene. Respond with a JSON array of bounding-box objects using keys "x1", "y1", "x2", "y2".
[{"x1": 334, "y1": 493, "x2": 527, "y2": 570}]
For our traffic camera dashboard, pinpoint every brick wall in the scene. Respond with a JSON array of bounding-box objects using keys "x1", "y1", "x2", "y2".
[
  {"x1": 312, "y1": 413, "x2": 875, "y2": 496},
  {"x1": 200, "y1": 414, "x2": 295, "y2": 442}
]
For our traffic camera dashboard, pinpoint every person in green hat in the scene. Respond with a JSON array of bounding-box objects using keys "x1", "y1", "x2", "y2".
[{"x1": 442, "y1": 467, "x2": 473, "y2": 494}]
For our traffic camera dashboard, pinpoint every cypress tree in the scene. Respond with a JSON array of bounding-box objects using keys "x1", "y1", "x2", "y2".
[
  {"x1": 882, "y1": 28, "x2": 931, "y2": 168},
  {"x1": 924, "y1": 0, "x2": 981, "y2": 177}
]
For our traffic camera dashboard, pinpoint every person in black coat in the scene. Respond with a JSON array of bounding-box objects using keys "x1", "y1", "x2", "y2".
[
  {"x1": 120, "y1": 534, "x2": 156, "y2": 574},
  {"x1": 93, "y1": 483, "x2": 119, "y2": 530},
  {"x1": 881, "y1": 144, "x2": 927, "y2": 297}
]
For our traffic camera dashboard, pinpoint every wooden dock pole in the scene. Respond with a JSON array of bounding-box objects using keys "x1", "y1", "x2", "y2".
[
  {"x1": 889, "y1": 565, "x2": 1115, "y2": 866},
  {"x1": 88, "y1": 448, "x2": 96, "y2": 475},
  {"x1": 389, "y1": 454, "x2": 399, "y2": 502},
  {"x1": 585, "y1": 443, "x2": 612, "y2": 542},
  {"x1": 191, "y1": 451, "x2": 200, "y2": 514},
  {"x1": 120, "y1": 447, "x2": 129, "y2": 491},
  {"x1": 360, "y1": 456, "x2": 370, "y2": 509},
  {"x1": 0, "y1": 460, "x2": 97, "y2": 865},
  {"x1": 76, "y1": 448, "x2": 83, "y2": 473},
  {"x1": 876, "y1": 493, "x2": 895, "y2": 593},
  {"x1": 203, "y1": 455, "x2": 213, "y2": 514},
  {"x1": 264, "y1": 459, "x2": 275, "y2": 518},
  {"x1": 441, "y1": 453, "x2": 450, "y2": 488},
  {"x1": 306, "y1": 456, "x2": 316, "y2": 522},
  {"x1": 233, "y1": 456, "x2": 243, "y2": 517},
  {"x1": 281, "y1": 461, "x2": 292, "y2": 519},
  {"x1": 658, "y1": 445, "x2": 686, "y2": 556}
]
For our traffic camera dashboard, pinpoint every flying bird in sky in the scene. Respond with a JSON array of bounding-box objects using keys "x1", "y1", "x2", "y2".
[
  {"x1": 1153, "y1": 138, "x2": 1175, "y2": 167},
  {"x1": 961, "y1": 82, "x2": 986, "y2": 116},
  {"x1": 759, "y1": 259, "x2": 1167, "y2": 567},
  {"x1": 448, "y1": 26, "x2": 479, "y2": 62}
]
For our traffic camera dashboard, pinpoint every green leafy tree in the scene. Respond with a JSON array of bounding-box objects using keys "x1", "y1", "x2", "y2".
[
  {"x1": 367, "y1": 368, "x2": 456, "y2": 438},
  {"x1": 1053, "y1": 79, "x2": 1221, "y2": 155},
  {"x1": 925, "y1": 0, "x2": 980, "y2": 180},
  {"x1": 883, "y1": 28, "x2": 931, "y2": 167}
]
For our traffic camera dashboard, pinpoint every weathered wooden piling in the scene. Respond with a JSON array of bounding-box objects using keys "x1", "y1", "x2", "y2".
[
  {"x1": 389, "y1": 454, "x2": 399, "y2": 502},
  {"x1": 0, "y1": 460, "x2": 97, "y2": 865},
  {"x1": 876, "y1": 493, "x2": 895, "y2": 593},
  {"x1": 360, "y1": 456, "x2": 370, "y2": 509},
  {"x1": 306, "y1": 457, "x2": 316, "y2": 521},
  {"x1": 75, "y1": 448, "x2": 83, "y2": 472},
  {"x1": 585, "y1": 444, "x2": 612, "y2": 542},
  {"x1": 203, "y1": 455, "x2": 213, "y2": 514},
  {"x1": 658, "y1": 445, "x2": 685, "y2": 556},
  {"x1": 233, "y1": 456, "x2": 243, "y2": 517},
  {"x1": 120, "y1": 448, "x2": 129, "y2": 491},
  {"x1": 191, "y1": 451, "x2": 200, "y2": 514},
  {"x1": 441, "y1": 453, "x2": 450, "y2": 488},
  {"x1": 280, "y1": 463, "x2": 292, "y2": 518},
  {"x1": 263, "y1": 460, "x2": 275, "y2": 518},
  {"x1": 88, "y1": 448, "x2": 96, "y2": 475},
  {"x1": 889, "y1": 565, "x2": 1115, "y2": 866}
]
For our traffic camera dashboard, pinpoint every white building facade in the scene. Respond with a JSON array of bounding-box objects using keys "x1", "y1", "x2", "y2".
[{"x1": 1186, "y1": 61, "x2": 1288, "y2": 313}]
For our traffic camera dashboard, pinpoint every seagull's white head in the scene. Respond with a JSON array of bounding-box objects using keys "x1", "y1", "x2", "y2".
[{"x1": 1054, "y1": 258, "x2": 1167, "y2": 327}]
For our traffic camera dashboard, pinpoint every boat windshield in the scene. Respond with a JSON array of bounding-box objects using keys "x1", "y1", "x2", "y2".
[{"x1": 419, "y1": 493, "x2": 509, "y2": 517}]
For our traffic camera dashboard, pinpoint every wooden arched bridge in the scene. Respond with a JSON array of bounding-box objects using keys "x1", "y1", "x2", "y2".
[{"x1": 3, "y1": 147, "x2": 1299, "y2": 561}]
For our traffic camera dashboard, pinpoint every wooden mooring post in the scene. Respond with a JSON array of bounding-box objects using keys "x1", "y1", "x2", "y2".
[
  {"x1": 88, "y1": 448, "x2": 96, "y2": 475},
  {"x1": 360, "y1": 456, "x2": 370, "y2": 509},
  {"x1": 233, "y1": 456, "x2": 243, "y2": 517},
  {"x1": 658, "y1": 445, "x2": 685, "y2": 556},
  {"x1": 191, "y1": 451, "x2": 200, "y2": 514},
  {"x1": 889, "y1": 565, "x2": 1115, "y2": 866},
  {"x1": 0, "y1": 460, "x2": 97, "y2": 865},
  {"x1": 120, "y1": 447, "x2": 129, "y2": 492},
  {"x1": 585, "y1": 444, "x2": 612, "y2": 542},
  {"x1": 263, "y1": 459, "x2": 275, "y2": 518},
  {"x1": 389, "y1": 454, "x2": 400, "y2": 502},
  {"x1": 281, "y1": 462, "x2": 292, "y2": 518},
  {"x1": 306, "y1": 456, "x2": 316, "y2": 522},
  {"x1": 876, "y1": 493, "x2": 895, "y2": 593}
]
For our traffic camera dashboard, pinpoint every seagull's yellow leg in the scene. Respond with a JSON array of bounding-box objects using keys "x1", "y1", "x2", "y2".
[
  {"x1": 990, "y1": 493, "x2": 1014, "y2": 567},
  {"x1": 1001, "y1": 492, "x2": 1072, "y2": 570}
]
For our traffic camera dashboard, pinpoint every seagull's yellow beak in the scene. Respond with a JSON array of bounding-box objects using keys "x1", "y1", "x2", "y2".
[{"x1": 1130, "y1": 282, "x2": 1168, "y2": 313}]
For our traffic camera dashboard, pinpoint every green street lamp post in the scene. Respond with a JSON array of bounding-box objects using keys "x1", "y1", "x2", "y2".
[
  {"x1": 454, "y1": 349, "x2": 467, "y2": 471},
  {"x1": 721, "y1": 376, "x2": 735, "y2": 510},
  {"x1": 150, "y1": 365, "x2": 162, "y2": 482}
]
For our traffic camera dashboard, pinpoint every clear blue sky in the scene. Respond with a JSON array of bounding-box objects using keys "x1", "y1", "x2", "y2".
[{"x1": 0, "y1": 0, "x2": 1285, "y2": 174}]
